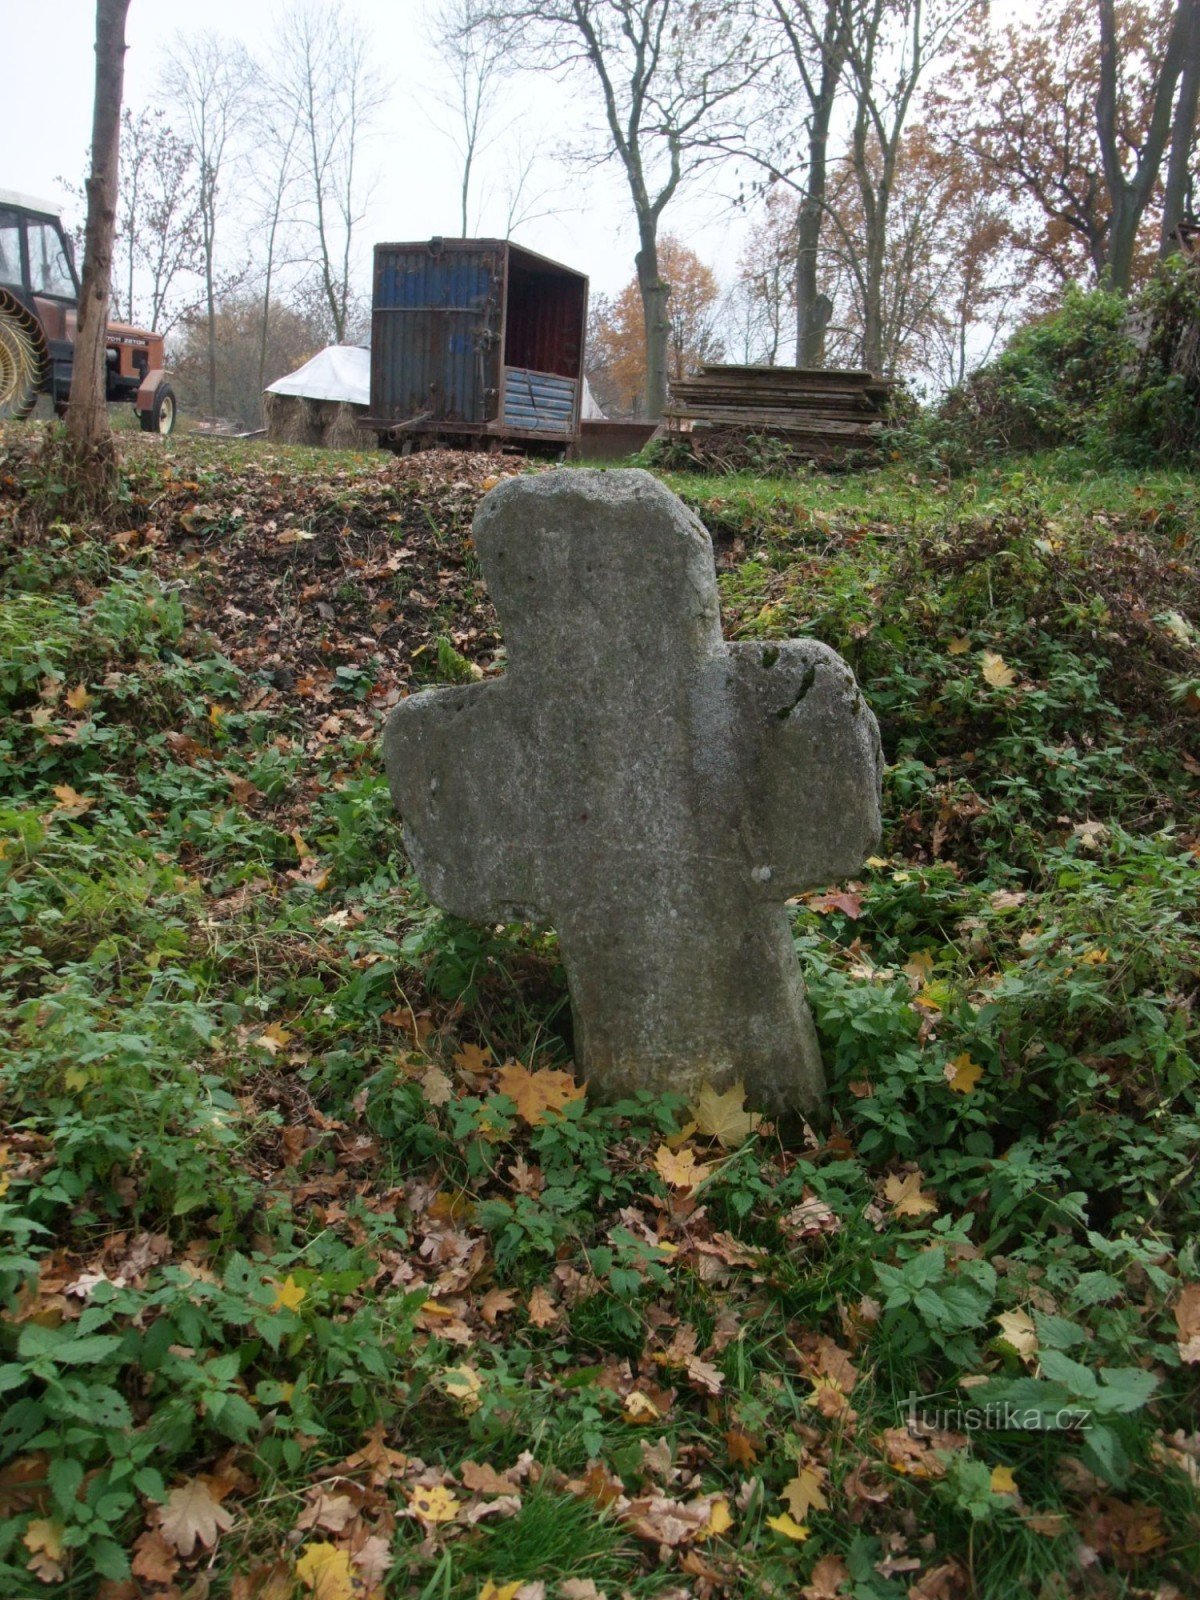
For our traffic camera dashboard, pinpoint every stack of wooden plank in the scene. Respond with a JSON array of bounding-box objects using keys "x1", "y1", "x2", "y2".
[{"x1": 665, "y1": 364, "x2": 894, "y2": 463}]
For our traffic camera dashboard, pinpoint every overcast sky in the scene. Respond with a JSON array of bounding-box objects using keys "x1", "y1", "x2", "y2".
[
  {"x1": 5, "y1": 1, "x2": 1031, "y2": 321},
  {"x1": 4, "y1": 0, "x2": 754, "y2": 307}
]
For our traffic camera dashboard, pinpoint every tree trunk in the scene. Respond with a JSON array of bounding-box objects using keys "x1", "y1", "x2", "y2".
[
  {"x1": 65, "y1": 0, "x2": 131, "y2": 492},
  {"x1": 636, "y1": 227, "x2": 670, "y2": 418},
  {"x1": 1162, "y1": 1, "x2": 1200, "y2": 254},
  {"x1": 794, "y1": 0, "x2": 847, "y2": 365}
]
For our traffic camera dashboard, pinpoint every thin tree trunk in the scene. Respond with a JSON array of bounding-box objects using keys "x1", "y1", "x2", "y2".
[
  {"x1": 636, "y1": 224, "x2": 670, "y2": 418},
  {"x1": 794, "y1": 0, "x2": 847, "y2": 365},
  {"x1": 66, "y1": 0, "x2": 131, "y2": 487},
  {"x1": 1162, "y1": 1, "x2": 1200, "y2": 253}
]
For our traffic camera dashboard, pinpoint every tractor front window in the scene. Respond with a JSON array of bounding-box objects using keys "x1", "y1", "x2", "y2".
[
  {"x1": 0, "y1": 211, "x2": 21, "y2": 291},
  {"x1": 26, "y1": 221, "x2": 75, "y2": 299}
]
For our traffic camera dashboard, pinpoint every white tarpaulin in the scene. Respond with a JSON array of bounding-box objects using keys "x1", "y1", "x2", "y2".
[
  {"x1": 265, "y1": 345, "x2": 370, "y2": 406},
  {"x1": 581, "y1": 377, "x2": 605, "y2": 420}
]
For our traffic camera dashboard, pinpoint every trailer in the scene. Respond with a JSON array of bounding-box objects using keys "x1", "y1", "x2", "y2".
[{"x1": 363, "y1": 237, "x2": 588, "y2": 454}]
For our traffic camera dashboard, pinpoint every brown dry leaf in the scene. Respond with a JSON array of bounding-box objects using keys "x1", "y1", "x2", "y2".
[
  {"x1": 461, "y1": 1460, "x2": 521, "y2": 1497},
  {"x1": 689, "y1": 1081, "x2": 761, "y2": 1148},
  {"x1": 560, "y1": 1583, "x2": 607, "y2": 1600},
  {"x1": 981, "y1": 650, "x2": 1016, "y2": 689},
  {"x1": 903, "y1": 949, "x2": 936, "y2": 986},
  {"x1": 158, "y1": 1477, "x2": 235, "y2": 1556},
  {"x1": 653, "y1": 1144, "x2": 712, "y2": 1190},
  {"x1": 420, "y1": 1066, "x2": 454, "y2": 1107},
  {"x1": 295, "y1": 1489, "x2": 358, "y2": 1533},
  {"x1": 481, "y1": 1287, "x2": 517, "y2": 1325},
  {"x1": 527, "y1": 1285, "x2": 560, "y2": 1327},
  {"x1": 23, "y1": 1519, "x2": 65, "y2": 1584},
  {"x1": 454, "y1": 1042, "x2": 492, "y2": 1075},
  {"x1": 781, "y1": 1465, "x2": 828, "y2": 1520},
  {"x1": 231, "y1": 1562, "x2": 293, "y2": 1600},
  {"x1": 1174, "y1": 1282, "x2": 1200, "y2": 1363},
  {"x1": 995, "y1": 1308, "x2": 1039, "y2": 1364},
  {"x1": 351, "y1": 1534, "x2": 392, "y2": 1589},
  {"x1": 803, "y1": 1552, "x2": 851, "y2": 1599},
  {"x1": 724, "y1": 1427, "x2": 758, "y2": 1466},
  {"x1": 495, "y1": 1061, "x2": 584, "y2": 1125},
  {"x1": 884, "y1": 1170, "x2": 938, "y2": 1217},
  {"x1": 131, "y1": 1528, "x2": 181, "y2": 1585}
]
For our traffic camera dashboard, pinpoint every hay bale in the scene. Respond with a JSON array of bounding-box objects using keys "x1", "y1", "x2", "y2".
[{"x1": 264, "y1": 391, "x2": 368, "y2": 449}]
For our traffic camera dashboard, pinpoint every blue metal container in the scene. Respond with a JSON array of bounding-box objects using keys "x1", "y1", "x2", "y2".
[{"x1": 366, "y1": 237, "x2": 588, "y2": 451}]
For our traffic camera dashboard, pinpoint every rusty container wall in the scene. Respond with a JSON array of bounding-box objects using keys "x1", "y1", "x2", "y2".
[{"x1": 370, "y1": 240, "x2": 504, "y2": 428}]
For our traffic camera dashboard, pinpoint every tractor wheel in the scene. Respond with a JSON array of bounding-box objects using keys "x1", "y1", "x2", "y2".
[
  {"x1": 139, "y1": 383, "x2": 176, "y2": 436},
  {"x1": 0, "y1": 290, "x2": 48, "y2": 422}
]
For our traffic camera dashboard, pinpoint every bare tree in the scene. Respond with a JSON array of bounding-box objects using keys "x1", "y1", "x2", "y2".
[
  {"x1": 483, "y1": 0, "x2": 767, "y2": 417},
  {"x1": 433, "y1": 0, "x2": 507, "y2": 233},
  {"x1": 66, "y1": 0, "x2": 131, "y2": 494},
  {"x1": 163, "y1": 31, "x2": 253, "y2": 418},
  {"x1": 115, "y1": 107, "x2": 204, "y2": 333},
  {"x1": 250, "y1": 97, "x2": 304, "y2": 398},
  {"x1": 273, "y1": 3, "x2": 385, "y2": 343}
]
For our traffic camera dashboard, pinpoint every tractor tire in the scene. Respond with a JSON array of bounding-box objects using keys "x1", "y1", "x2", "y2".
[
  {"x1": 139, "y1": 383, "x2": 176, "y2": 436},
  {"x1": 0, "y1": 290, "x2": 48, "y2": 422}
]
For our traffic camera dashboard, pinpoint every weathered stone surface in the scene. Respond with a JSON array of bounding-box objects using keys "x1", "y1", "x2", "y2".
[{"x1": 383, "y1": 469, "x2": 882, "y2": 1114}]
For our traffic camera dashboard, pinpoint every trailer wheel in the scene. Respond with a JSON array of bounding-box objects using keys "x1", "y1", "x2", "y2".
[
  {"x1": 139, "y1": 384, "x2": 176, "y2": 436},
  {"x1": 0, "y1": 291, "x2": 48, "y2": 422}
]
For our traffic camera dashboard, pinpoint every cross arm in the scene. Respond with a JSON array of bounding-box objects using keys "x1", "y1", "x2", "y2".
[
  {"x1": 724, "y1": 639, "x2": 883, "y2": 897},
  {"x1": 382, "y1": 681, "x2": 545, "y2": 923}
]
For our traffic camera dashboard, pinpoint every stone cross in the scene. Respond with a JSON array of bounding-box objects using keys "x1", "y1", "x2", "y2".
[{"x1": 383, "y1": 470, "x2": 882, "y2": 1115}]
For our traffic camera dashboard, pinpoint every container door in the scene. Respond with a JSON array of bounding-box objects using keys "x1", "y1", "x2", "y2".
[{"x1": 372, "y1": 243, "x2": 503, "y2": 425}]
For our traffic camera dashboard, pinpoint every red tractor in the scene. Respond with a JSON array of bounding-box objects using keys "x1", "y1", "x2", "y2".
[{"x1": 0, "y1": 189, "x2": 176, "y2": 433}]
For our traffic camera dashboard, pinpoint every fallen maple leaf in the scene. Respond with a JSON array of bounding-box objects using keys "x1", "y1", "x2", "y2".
[
  {"x1": 495, "y1": 1061, "x2": 584, "y2": 1125},
  {"x1": 653, "y1": 1144, "x2": 712, "y2": 1189},
  {"x1": 158, "y1": 1477, "x2": 235, "y2": 1556},
  {"x1": 295, "y1": 1541, "x2": 354, "y2": 1599},
  {"x1": 690, "y1": 1081, "x2": 761, "y2": 1148},
  {"x1": 696, "y1": 1497, "x2": 733, "y2": 1540},
  {"x1": 781, "y1": 1465, "x2": 828, "y2": 1520},
  {"x1": 64, "y1": 683, "x2": 91, "y2": 712},
  {"x1": 481, "y1": 1287, "x2": 516, "y2": 1325},
  {"x1": 766, "y1": 1511, "x2": 810, "y2": 1541},
  {"x1": 990, "y1": 1465, "x2": 1018, "y2": 1495},
  {"x1": 947, "y1": 636, "x2": 971, "y2": 655},
  {"x1": 409, "y1": 1484, "x2": 460, "y2": 1525},
  {"x1": 478, "y1": 1583, "x2": 522, "y2": 1600},
  {"x1": 461, "y1": 1460, "x2": 520, "y2": 1497},
  {"x1": 802, "y1": 1552, "x2": 851, "y2": 1599},
  {"x1": 443, "y1": 1364, "x2": 483, "y2": 1412},
  {"x1": 454, "y1": 1042, "x2": 492, "y2": 1075},
  {"x1": 806, "y1": 889, "x2": 863, "y2": 918},
  {"x1": 884, "y1": 1170, "x2": 938, "y2": 1217},
  {"x1": 23, "y1": 1519, "x2": 65, "y2": 1584},
  {"x1": 981, "y1": 650, "x2": 1016, "y2": 689},
  {"x1": 271, "y1": 1274, "x2": 306, "y2": 1312},
  {"x1": 944, "y1": 1052, "x2": 983, "y2": 1094}
]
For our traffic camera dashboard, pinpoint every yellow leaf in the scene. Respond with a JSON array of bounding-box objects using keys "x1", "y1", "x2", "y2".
[
  {"x1": 884, "y1": 1171, "x2": 938, "y2": 1217},
  {"x1": 944, "y1": 1052, "x2": 983, "y2": 1094},
  {"x1": 781, "y1": 1466, "x2": 828, "y2": 1520},
  {"x1": 1080, "y1": 947, "x2": 1109, "y2": 965},
  {"x1": 208, "y1": 703, "x2": 224, "y2": 727},
  {"x1": 697, "y1": 1497, "x2": 733, "y2": 1540},
  {"x1": 947, "y1": 636, "x2": 971, "y2": 654},
  {"x1": 903, "y1": 949, "x2": 935, "y2": 986},
  {"x1": 442, "y1": 1364, "x2": 483, "y2": 1412},
  {"x1": 453, "y1": 1042, "x2": 492, "y2": 1075},
  {"x1": 258, "y1": 1021, "x2": 293, "y2": 1057},
  {"x1": 481, "y1": 475, "x2": 503, "y2": 492},
  {"x1": 409, "y1": 1484, "x2": 460, "y2": 1525},
  {"x1": 990, "y1": 1465, "x2": 1018, "y2": 1495},
  {"x1": 690, "y1": 1081, "x2": 761, "y2": 1148},
  {"x1": 295, "y1": 1541, "x2": 355, "y2": 1599},
  {"x1": 495, "y1": 1060, "x2": 584, "y2": 1125},
  {"x1": 292, "y1": 828, "x2": 310, "y2": 859},
  {"x1": 478, "y1": 1583, "x2": 522, "y2": 1600},
  {"x1": 23, "y1": 1518, "x2": 66, "y2": 1582},
  {"x1": 622, "y1": 1389, "x2": 662, "y2": 1423},
  {"x1": 766, "y1": 1511, "x2": 810, "y2": 1541},
  {"x1": 865, "y1": 854, "x2": 889, "y2": 869},
  {"x1": 271, "y1": 1275, "x2": 306, "y2": 1313},
  {"x1": 995, "y1": 1308, "x2": 1038, "y2": 1363},
  {"x1": 50, "y1": 784, "x2": 94, "y2": 815},
  {"x1": 981, "y1": 651, "x2": 1016, "y2": 689},
  {"x1": 653, "y1": 1144, "x2": 712, "y2": 1189},
  {"x1": 65, "y1": 683, "x2": 91, "y2": 711}
]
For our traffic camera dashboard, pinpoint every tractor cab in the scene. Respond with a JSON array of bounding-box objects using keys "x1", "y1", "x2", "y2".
[{"x1": 0, "y1": 188, "x2": 175, "y2": 432}]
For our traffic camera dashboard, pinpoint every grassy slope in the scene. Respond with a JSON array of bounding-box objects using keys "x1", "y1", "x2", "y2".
[{"x1": 0, "y1": 428, "x2": 1198, "y2": 1599}]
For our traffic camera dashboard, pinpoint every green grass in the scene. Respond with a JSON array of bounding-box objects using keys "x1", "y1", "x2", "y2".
[{"x1": 0, "y1": 424, "x2": 1197, "y2": 1598}]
